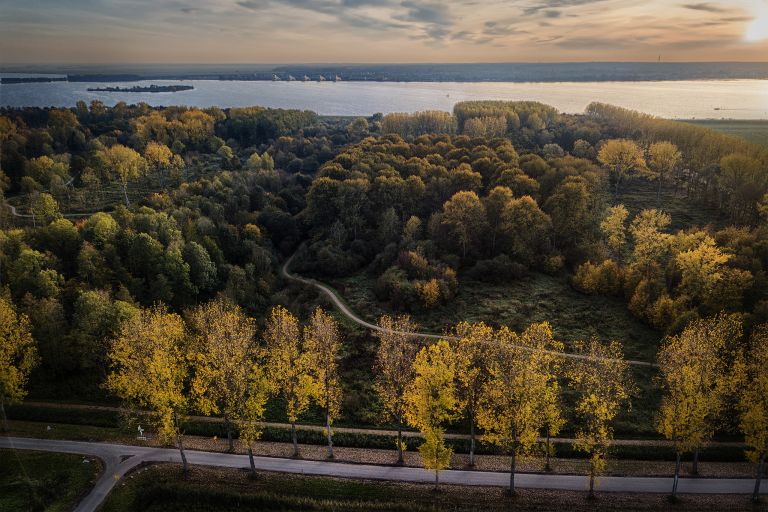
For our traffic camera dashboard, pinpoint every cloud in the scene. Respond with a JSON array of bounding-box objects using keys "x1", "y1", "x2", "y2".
[
  {"x1": 236, "y1": 1, "x2": 268, "y2": 10},
  {"x1": 681, "y1": 2, "x2": 729, "y2": 13},
  {"x1": 397, "y1": 1, "x2": 451, "y2": 24}
]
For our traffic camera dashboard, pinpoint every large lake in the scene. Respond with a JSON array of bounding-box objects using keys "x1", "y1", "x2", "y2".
[{"x1": 2, "y1": 79, "x2": 768, "y2": 119}]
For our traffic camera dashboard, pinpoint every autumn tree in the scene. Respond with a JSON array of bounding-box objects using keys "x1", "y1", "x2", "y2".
[
  {"x1": 404, "y1": 340, "x2": 458, "y2": 488},
  {"x1": 98, "y1": 144, "x2": 146, "y2": 206},
  {"x1": 0, "y1": 297, "x2": 39, "y2": 432},
  {"x1": 373, "y1": 315, "x2": 421, "y2": 464},
  {"x1": 600, "y1": 204, "x2": 629, "y2": 260},
  {"x1": 647, "y1": 141, "x2": 681, "y2": 208},
  {"x1": 144, "y1": 141, "x2": 183, "y2": 184},
  {"x1": 303, "y1": 308, "x2": 343, "y2": 459},
  {"x1": 736, "y1": 325, "x2": 768, "y2": 502},
  {"x1": 569, "y1": 338, "x2": 632, "y2": 498},
  {"x1": 597, "y1": 139, "x2": 646, "y2": 196},
  {"x1": 453, "y1": 321, "x2": 494, "y2": 467},
  {"x1": 188, "y1": 299, "x2": 270, "y2": 475},
  {"x1": 436, "y1": 191, "x2": 488, "y2": 259},
  {"x1": 264, "y1": 306, "x2": 312, "y2": 457},
  {"x1": 105, "y1": 305, "x2": 190, "y2": 472},
  {"x1": 629, "y1": 209, "x2": 671, "y2": 282},
  {"x1": 477, "y1": 323, "x2": 562, "y2": 494}
]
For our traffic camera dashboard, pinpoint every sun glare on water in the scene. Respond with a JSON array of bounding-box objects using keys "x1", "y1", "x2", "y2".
[{"x1": 745, "y1": 2, "x2": 768, "y2": 41}]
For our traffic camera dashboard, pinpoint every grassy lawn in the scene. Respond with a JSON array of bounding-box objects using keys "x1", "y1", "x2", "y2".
[
  {"x1": 683, "y1": 119, "x2": 768, "y2": 147},
  {"x1": 0, "y1": 448, "x2": 101, "y2": 512},
  {"x1": 99, "y1": 464, "x2": 766, "y2": 512},
  {"x1": 332, "y1": 271, "x2": 661, "y2": 362}
]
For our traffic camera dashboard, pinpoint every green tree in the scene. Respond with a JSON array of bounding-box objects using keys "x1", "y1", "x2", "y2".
[{"x1": 0, "y1": 297, "x2": 39, "y2": 431}]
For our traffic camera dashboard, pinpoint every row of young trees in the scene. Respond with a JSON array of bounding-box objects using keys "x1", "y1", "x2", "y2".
[
  {"x1": 1, "y1": 293, "x2": 766, "y2": 499},
  {"x1": 105, "y1": 300, "x2": 345, "y2": 475}
]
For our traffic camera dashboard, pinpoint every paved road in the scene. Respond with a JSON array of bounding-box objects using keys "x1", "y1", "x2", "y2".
[
  {"x1": 1, "y1": 437, "x2": 764, "y2": 512},
  {"x1": 281, "y1": 254, "x2": 659, "y2": 368}
]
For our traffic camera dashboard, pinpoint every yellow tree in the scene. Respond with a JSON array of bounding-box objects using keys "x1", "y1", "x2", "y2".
[
  {"x1": 629, "y1": 209, "x2": 672, "y2": 282},
  {"x1": 373, "y1": 315, "x2": 421, "y2": 464},
  {"x1": 542, "y1": 381, "x2": 565, "y2": 472},
  {"x1": 303, "y1": 307, "x2": 343, "y2": 459},
  {"x1": 647, "y1": 141, "x2": 682, "y2": 208},
  {"x1": 658, "y1": 313, "x2": 742, "y2": 483},
  {"x1": 144, "y1": 141, "x2": 184, "y2": 184},
  {"x1": 105, "y1": 305, "x2": 190, "y2": 472},
  {"x1": 736, "y1": 325, "x2": 768, "y2": 502},
  {"x1": 453, "y1": 321, "x2": 494, "y2": 467},
  {"x1": 477, "y1": 323, "x2": 562, "y2": 494},
  {"x1": 404, "y1": 340, "x2": 458, "y2": 488},
  {"x1": 188, "y1": 299, "x2": 270, "y2": 475},
  {"x1": 569, "y1": 338, "x2": 632, "y2": 498},
  {"x1": 597, "y1": 139, "x2": 646, "y2": 196},
  {"x1": 600, "y1": 204, "x2": 629, "y2": 260},
  {"x1": 0, "y1": 297, "x2": 39, "y2": 432},
  {"x1": 98, "y1": 144, "x2": 146, "y2": 206},
  {"x1": 264, "y1": 306, "x2": 312, "y2": 457}
]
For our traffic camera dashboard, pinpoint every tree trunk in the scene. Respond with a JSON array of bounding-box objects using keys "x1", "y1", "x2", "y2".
[
  {"x1": 672, "y1": 451, "x2": 681, "y2": 499},
  {"x1": 225, "y1": 417, "x2": 234, "y2": 453},
  {"x1": 177, "y1": 433, "x2": 188, "y2": 475},
  {"x1": 434, "y1": 467, "x2": 439, "y2": 490},
  {"x1": 122, "y1": 183, "x2": 130, "y2": 206},
  {"x1": 291, "y1": 422, "x2": 299, "y2": 457},
  {"x1": 396, "y1": 415, "x2": 404, "y2": 464},
  {"x1": 754, "y1": 453, "x2": 765, "y2": 503},
  {"x1": 656, "y1": 177, "x2": 663, "y2": 209},
  {"x1": 692, "y1": 449, "x2": 699, "y2": 476},
  {"x1": 469, "y1": 417, "x2": 476, "y2": 467},
  {"x1": 0, "y1": 398, "x2": 7, "y2": 433},
  {"x1": 248, "y1": 444, "x2": 257, "y2": 479},
  {"x1": 326, "y1": 411, "x2": 334, "y2": 459},
  {"x1": 174, "y1": 412, "x2": 188, "y2": 475},
  {"x1": 509, "y1": 449, "x2": 516, "y2": 495},
  {"x1": 588, "y1": 465, "x2": 595, "y2": 499},
  {"x1": 545, "y1": 429, "x2": 552, "y2": 472}
]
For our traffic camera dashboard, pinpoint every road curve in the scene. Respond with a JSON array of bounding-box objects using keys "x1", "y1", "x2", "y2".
[
  {"x1": 280, "y1": 254, "x2": 659, "y2": 368},
  {"x1": 1, "y1": 436, "x2": 764, "y2": 512}
]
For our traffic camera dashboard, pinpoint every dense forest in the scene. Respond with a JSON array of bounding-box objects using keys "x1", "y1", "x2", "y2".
[{"x1": 1, "y1": 98, "x2": 766, "y2": 419}]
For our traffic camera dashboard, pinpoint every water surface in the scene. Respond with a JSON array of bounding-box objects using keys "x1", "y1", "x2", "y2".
[{"x1": 2, "y1": 79, "x2": 767, "y2": 119}]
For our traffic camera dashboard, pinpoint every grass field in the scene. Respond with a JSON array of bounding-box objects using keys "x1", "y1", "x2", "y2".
[
  {"x1": 99, "y1": 464, "x2": 767, "y2": 512},
  {"x1": 683, "y1": 119, "x2": 768, "y2": 147},
  {"x1": 0, "y1": 448, "x2": 101, "y2": 512}
]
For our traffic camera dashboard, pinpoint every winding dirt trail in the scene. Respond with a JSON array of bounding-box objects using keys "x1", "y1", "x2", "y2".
[{"x1": 280, "y1": 254, "x2": 659, "y2": 368}]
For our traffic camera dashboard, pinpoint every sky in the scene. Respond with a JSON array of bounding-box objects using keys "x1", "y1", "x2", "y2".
[{"x1": 1, "y1": 0, "x2": 768, "y2": 64}]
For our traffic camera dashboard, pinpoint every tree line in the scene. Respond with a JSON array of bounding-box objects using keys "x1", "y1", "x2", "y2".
[{"x1": 2, "y1": 295, "x2": 766, "y2": 500}]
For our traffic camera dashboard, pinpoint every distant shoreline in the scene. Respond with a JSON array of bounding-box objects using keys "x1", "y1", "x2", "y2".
[
  {"x1": 85, "y1": 84, "x2": 194, "y2": 93},
  {"x1": 3, "y1": 62, "x2": 768, "y2": 84}
]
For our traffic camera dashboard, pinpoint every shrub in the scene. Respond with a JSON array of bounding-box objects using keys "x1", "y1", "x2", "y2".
[{"x1": 572, "y1": 259, "x2": 623, "y2": 296}]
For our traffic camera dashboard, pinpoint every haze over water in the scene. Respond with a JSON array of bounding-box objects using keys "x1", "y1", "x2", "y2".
[{"x1": 3, "y1": 79, "x2": 768, "y2": 119}]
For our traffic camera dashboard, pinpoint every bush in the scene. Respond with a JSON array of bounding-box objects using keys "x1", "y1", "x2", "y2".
[
  {"x1": 572, "y1": 259, "x2": 623, "y2": 296},
  {"x1": 467, "y1": 255, "x2": 528, "y2": 282}
]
